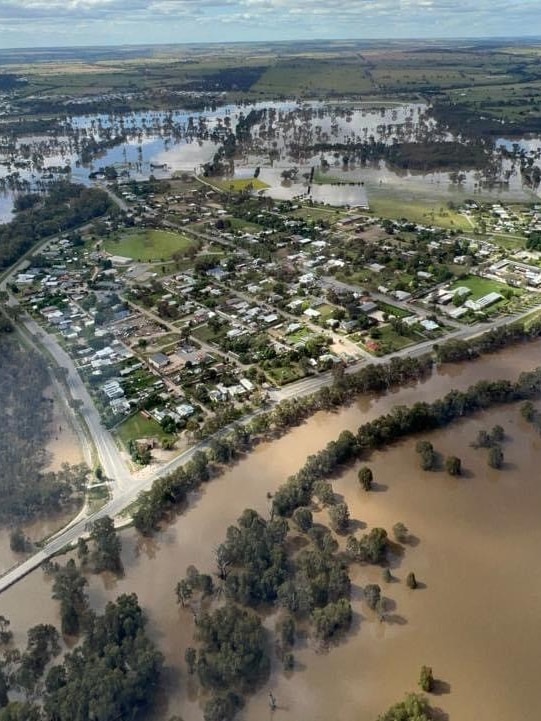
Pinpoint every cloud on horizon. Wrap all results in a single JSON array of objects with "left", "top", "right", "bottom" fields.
[{"left": 0, "top": 0, "right": 539, "bottom": 47}]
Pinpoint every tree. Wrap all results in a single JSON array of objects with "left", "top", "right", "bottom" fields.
[
  {"left": 9, "top": 528, "right": 30, "bottom": 553},
  {"left": 278, "top": 616, "right": 296, "bottom": 649},
  {"left": 51, "top": 559, "right": 88, "bottom": 636},
  {"left": 406, "top": 572, "right": 418, "bottom": 589},
  {"left": 0, "top": 702, "right": 42, "bottom": 721},
  {"left": 521, "top": 401, "right": 535, "bottom": 421},
  {"left": 364, "top": 584, "right": 381, "bottom": 610},
  {"left": 490, "top": 424, "right": 504, "bottom": 443},
  {"left": 76, "top": 537, "right": 88, "bottom": 563},
  {"left": 329, "top": 502, "right": 350, "bottom": 533},
  {"left": 416, "top": 440, "right": 435, "bottom": 470},
  {"left": 185, "top": 647, "right": 197, "bottom": 675},
  {"left": 358, "top": 466, "right": 373, "bottom": 491},
  {"left": 313, "top": 481, "right": 335, "bottom": 506},
  {"left": 488, "top": 445, "right": 504, "bottom": 469},
  {"left": 476, "top": 429, "right": 491, "bottom": 448},
  {"left": 0, "top": 616, "right": 12, "bottom": 645},
  {"left": 392, "top": 522, "right": 409, "bottom": 544},
  {"left": 0, "top": 668, "right": 8, "bottom": 709},
  {"left": 292, "top": 507, "right": 313, "bottom": 533},
  {"left": 89, "top": 515, "right": 122, "bottom": 573},
  {"left": 419, "top": 665, "right": 434, "bottom": 692},
  {"left": 445, "top": 455, "right": 462, "bottom": 476}
]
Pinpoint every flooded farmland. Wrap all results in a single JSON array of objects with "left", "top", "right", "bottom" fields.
[
  {"left": 3, "top": 341, "right": 541, "bottom": 720},
  {"left": 1, "top": 100, "right": 540, "bottom": 220}
]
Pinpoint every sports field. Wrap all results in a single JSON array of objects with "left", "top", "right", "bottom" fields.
[{"left": 104, "top": 229, "right": 196, "bottom": 261}]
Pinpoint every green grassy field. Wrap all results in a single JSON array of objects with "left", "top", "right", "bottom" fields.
[
  {"left": 116, "top": 413, "right": 170, "bottom": 446},
  {"left": 104, "top": 229, "right": 196, "bottom": 261},
  {"left": 205, "top": 178, "right": 269, "bottom": 193},
  {"left": 367, "top": 194, "right": 473, "bottom": 231},
  {"left": 449, "top": 275, "right": 515, "bottom": 300},
  {"left": 253, "top": 57, "right": 375, "bottom": 97}
]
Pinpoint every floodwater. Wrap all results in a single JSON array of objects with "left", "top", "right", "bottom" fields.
[
  {"left": 2, "top": 341, "right": 541, "bottom": 719},
  {"left": 1, "top": 100, "right": 540, "bottom": 222}
]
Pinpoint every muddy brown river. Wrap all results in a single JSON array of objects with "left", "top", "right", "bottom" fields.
[{"left": 2, "top": 341, "right": 541, "bottom": 720}]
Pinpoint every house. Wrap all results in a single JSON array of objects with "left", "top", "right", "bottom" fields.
[
  {"left": 239, "top": 378, "right": 255, "bottom": 392},
  {"left": 304, "top": 308, "right": 320, "bottom": 319},
  {"left": 149, "top": 352, "right": 170, "bottom": 370},
  {"left": 175, "top": 403, "right": 195, "bottom": 418},
  {"left": 340, "top": 319, "right": 358, "bottom": 332},
  {"left": 360, "top": 301, "right": 377, "bottom": 314}
]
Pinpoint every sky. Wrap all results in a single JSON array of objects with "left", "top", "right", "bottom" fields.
[{"left": 0, "top": 0, "right": 539, "bottom": 49}]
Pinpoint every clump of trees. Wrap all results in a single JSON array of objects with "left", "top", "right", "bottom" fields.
[
  {"left": 0, "top": 594, "right": 163, "bottom": 720},
  {"left": 88, "top": 515, "right": 122, "bottom": 574},
  {"left": 377, "top": 693, "right": 432, "bottom": 721},
  {"left": 133, "top": 450, "right": 210, "bottom": 534},
  {"left": 216, "top": 509, "right": 289, "bottom": 607},
  {"left": 474, "top": 425, "right": 505, "bottom": 448},
  {"left": 0, "top": 182, "right": 113, "bottom": 272},
  {"left": 50, "top": 559, "right": 89, "bottom": 636},
  {"left": 346, "top": 527, "right": 388, "bottom": 564},
  {"left": 435, "top": 318, "right": 541, "bottom": 364},
  {"left": 193, "top": 603, "right": 268, "bottom": 721}
]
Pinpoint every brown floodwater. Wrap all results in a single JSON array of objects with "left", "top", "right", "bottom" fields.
[{"left": 2, "top": 341, "right": 541, "bottom": 719}]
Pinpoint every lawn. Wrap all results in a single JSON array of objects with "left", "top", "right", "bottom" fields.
[
  {"left": 363, "top": 325, "right": 417, "bottom": 356},
  {"left": 265, "top": 363, "right": 307, "bottom": 386},
  {"left": 286, "top": 327, "right": 314, "bottom": 344},
  {"left": 103, "top": 229, "right": 196, "bottom": 262},
  {"left": 116, "top": 412, "right": 169, "bottom": 446},
  {"left": 449, "top": 275, "right": 515, "bottom": 300},
  {"left": 192, "top": 323, "right": 229, "bottom": 344}
]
